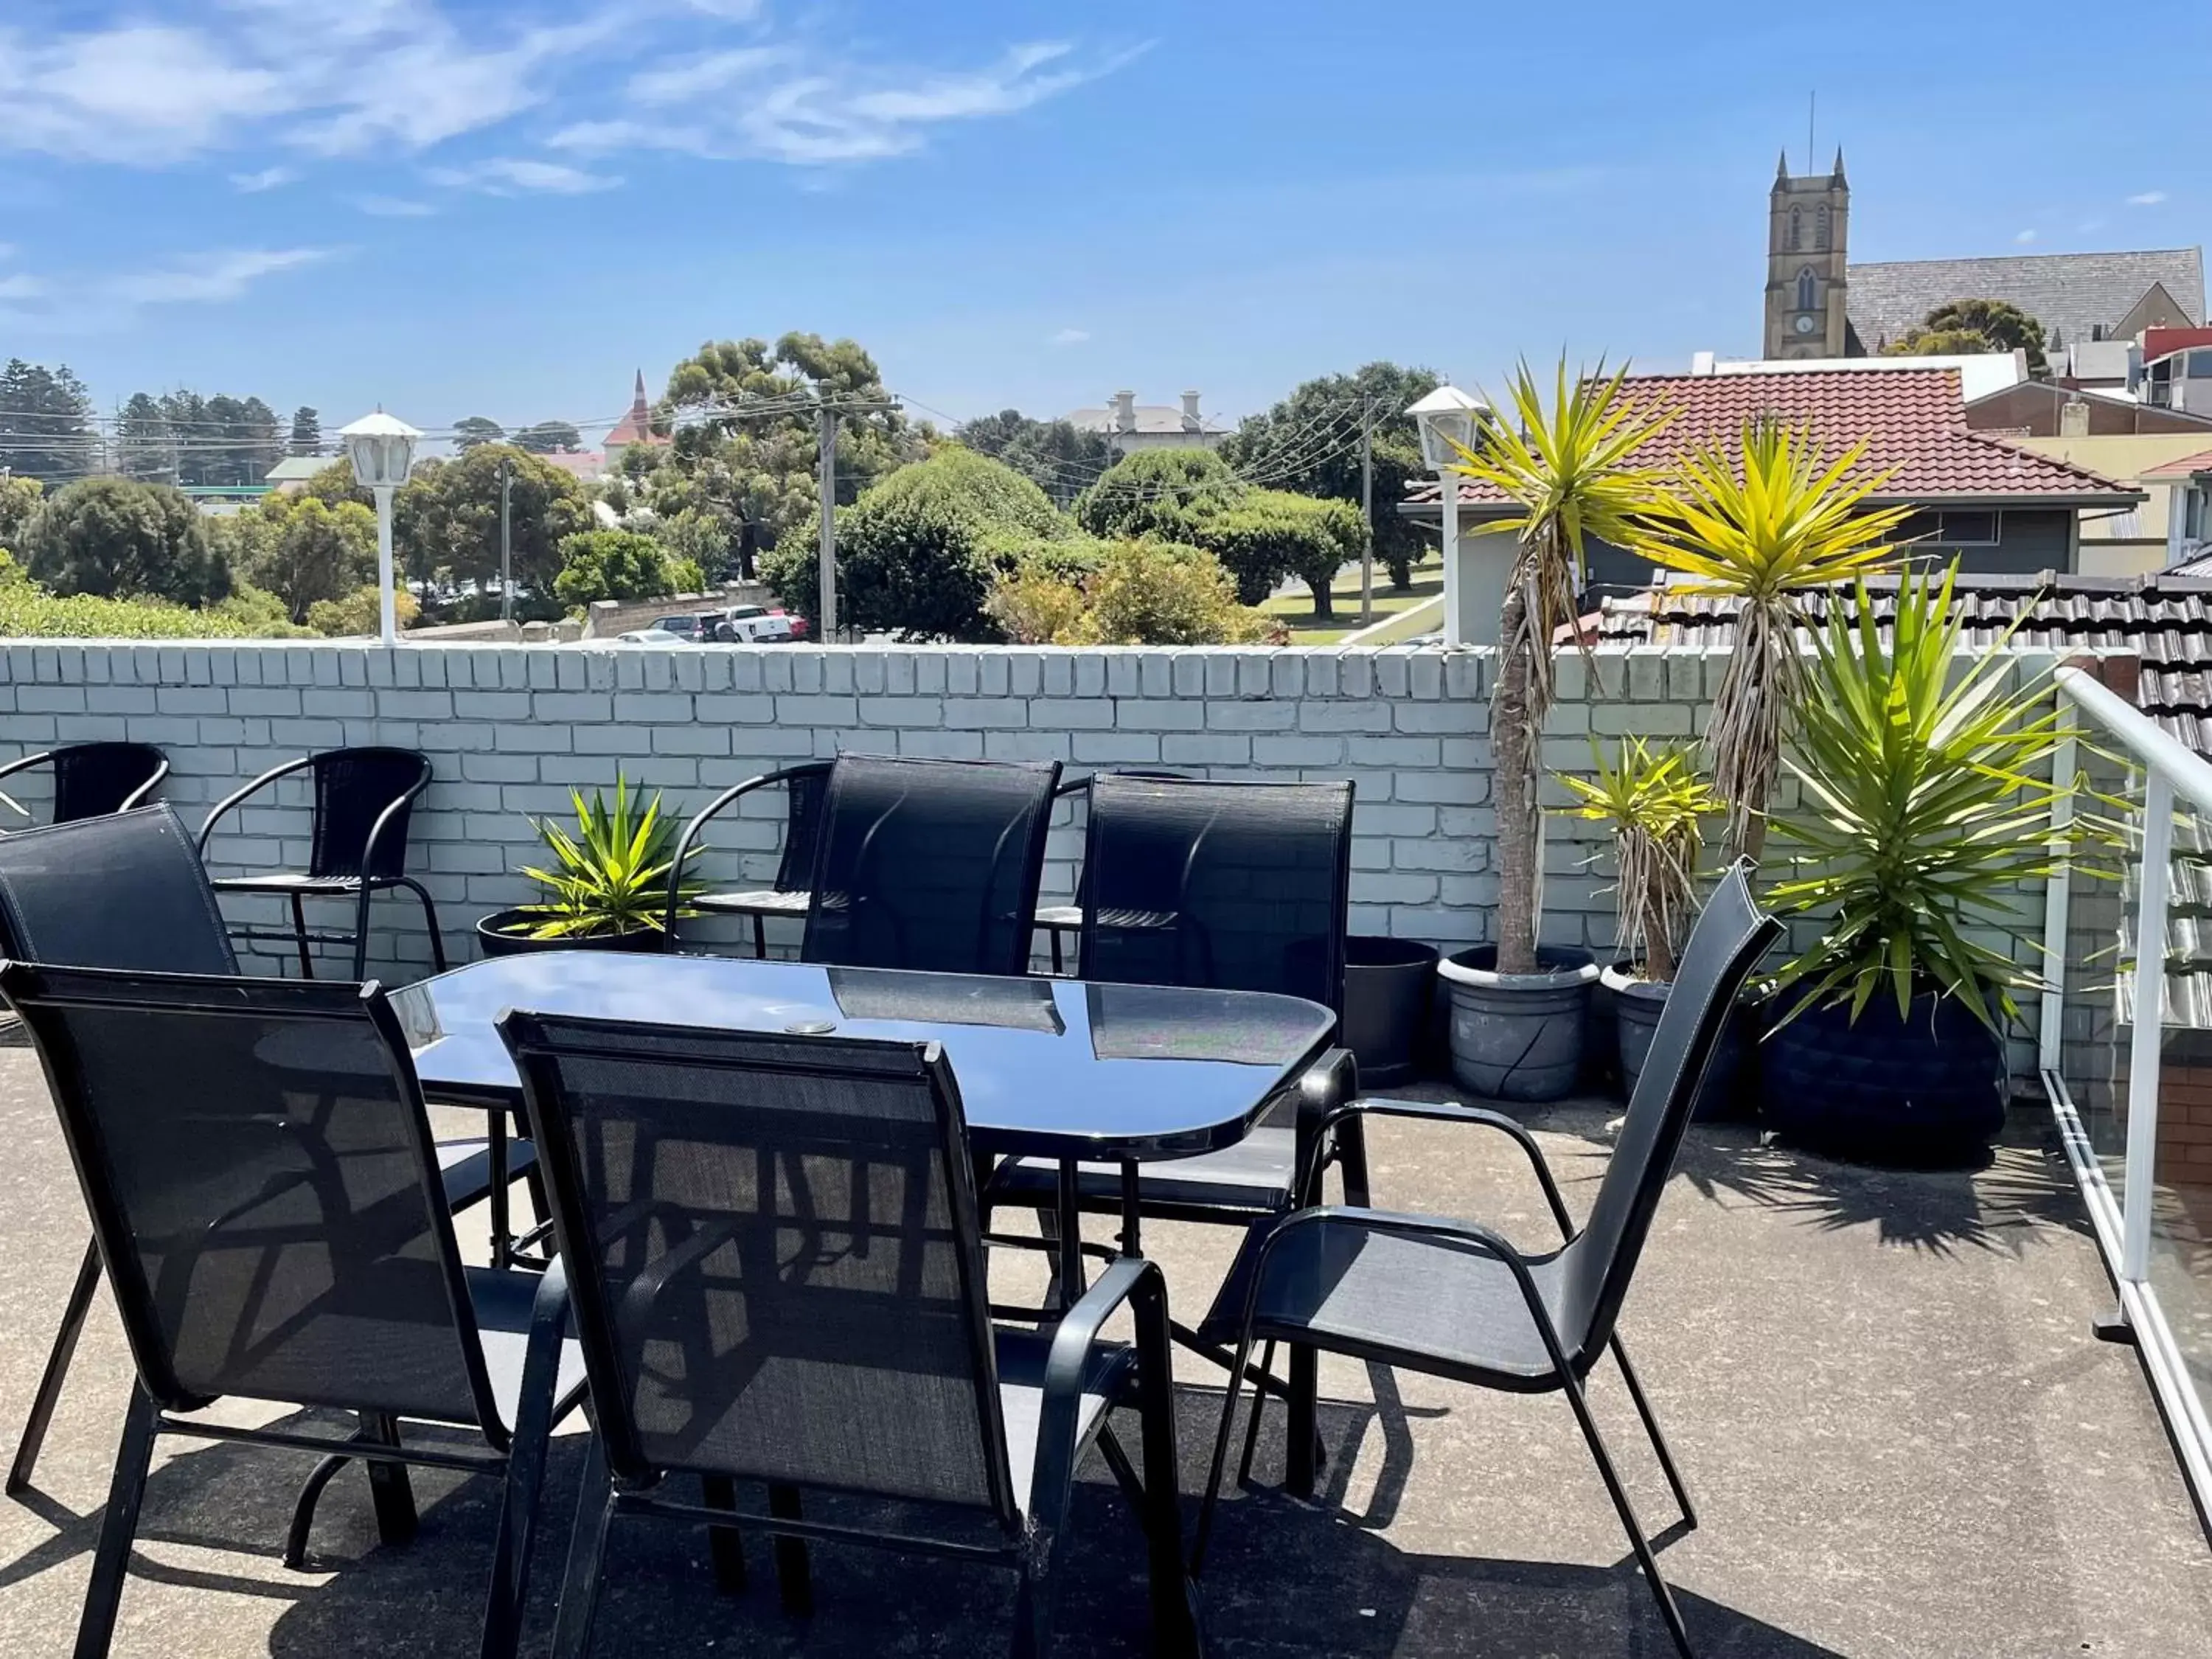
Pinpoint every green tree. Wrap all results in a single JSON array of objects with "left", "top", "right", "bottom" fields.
[
  {"left": 0, "top": 476, "right": 44, "bottom": 550},
  {"left": 1073, "top": 448, "right": 1242, "bottom": 542},
  {"left": 762, "top": 447, "right": 1069, "bottom": 641},
  {"left": 1202, "top": 489, "right": 1368, "bottom": 613},
  {"left": 306, "top": 583, "right": 420, "bottom": 637},
  {"left": 954, "top": 411, "right": 1114, "bottom": 507},
  {"left": 217, "top": 493, "right": 379, "bottom": 622},
  {"left": 398, "top": 444, "right": 591, "bottom": 600},
  {"left": 288, "top": 406, "right": 323, "bottom": 456},
  {"left": 1219, "top": 361, "right": 1441, "bottom": 588},
  {"left": 1882, "top": 298, "right": 2048, "bottom": 374},
  {"left": 0, "top": 360, "right": 97, "bottom": 484},
  {"left": 554, "top": 529, "right": 682, "bottom": 606},
  {"left": 452, "top": 416, "right": 505, "bottom": 451},
  {"left": 23, "top": 476, "right": 232, "bottom": 606},
  {"left": 116, "top": 393, "right": 175, "bottom": 482},
  {"left": 515, "top": 420, "right": 582, "bottom": 453}
]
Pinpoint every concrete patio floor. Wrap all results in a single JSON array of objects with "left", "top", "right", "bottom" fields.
[{"left": 0, "top": 1043, "right": 2208, "bottom": 1658}]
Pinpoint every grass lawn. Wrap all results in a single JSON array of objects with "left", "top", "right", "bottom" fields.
[{"left": 1262, "top": 555, "right": 1443, "bottom": 645}]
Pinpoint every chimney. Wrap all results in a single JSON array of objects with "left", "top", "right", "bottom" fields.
[
  {"left": 1181, "top": 390, "right": 1203, "bottom": 432},
  {"left": 2059, "top": 397, "right": 2092, "bottom": 438},
  {"left": 1113, "top": 390, "right": 1136, "bottom": 434}
]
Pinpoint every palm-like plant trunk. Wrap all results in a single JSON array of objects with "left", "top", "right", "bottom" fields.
[{"left": 1491, "top": 577, "right": 1541, "bottom": 975}]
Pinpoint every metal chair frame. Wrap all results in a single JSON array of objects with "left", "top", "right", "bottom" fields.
[
  {"left": 196, "top": 748, "right": 447, "bottom": 980},
  {"left": 661, "top": 761, "right": 832, "bottom": 955},
  {"left": 0, "top": 743, "right": 168, "bottom": 827},
  {"left": 1032, "top": 770, "right": 1192, "bottom": 975}
]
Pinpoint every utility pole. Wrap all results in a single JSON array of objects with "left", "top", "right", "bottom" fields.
[
  {"left": 498, "top": 456, "right": 513, "bottom": 622},
  {"left": 1358, "top": 399, "right": 1376, "bottom": 627},
  {"left": 816, "top": 393, "right": 839, "bottom": 641}
]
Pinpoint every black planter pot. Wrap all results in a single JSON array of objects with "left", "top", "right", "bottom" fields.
[
  {"left": 1342, "top": 936, "right": 1439, "bottom": 1088},
  {"left": 1436, "top": 945, "right": 1599, "bottom": 1103},
  {"left": 474, "top": 908, "right": 668, "bottom": 959},
  {"left": 1759, "top": 990, "right": 2006, "bottom": 1164},
  {"left": 1601, "top": 964, "right": 1749, "bottom": 1121}
]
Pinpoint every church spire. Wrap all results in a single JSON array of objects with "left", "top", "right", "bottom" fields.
[
  {"left": 1776, "top": 147, "right": 1791, "bottom": 183},
  {"left": 1832, "top": 147, "right": 1848, "bottom": 184}
]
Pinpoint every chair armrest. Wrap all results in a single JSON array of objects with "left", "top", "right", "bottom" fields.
[
  {"left": 1315, "top": 1098, "right": 1577, "bottom": 1244},
  {"left": 664, "top": 768, "right": 801, "bottom": 934},
  {"left": 120, "top": 757, "right": 169, "bottom": 812},
  {"left": 1290, "top": 1047, "right": 1359, "bottom": 1206},
  {"left": 1028, "top": 1256, "right": 1169, "bottom": 1530},
  {"left": 356, "top": 776, "right": 425, "bottom": 885},
  {"left": 197, "top": 755, "right": 313, "bottom": 858},
  {"left": 0, "top": 751, "right": 52, "bottom": 823},
  {"left": 616, "top": 1218, "right": 741, "bottom": 1332}
]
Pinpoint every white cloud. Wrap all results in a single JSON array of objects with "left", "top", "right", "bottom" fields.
[
  {"left": 351, "top": 194, "right": 438, "bottom": 218},
  {"left": 2128, "top": 190, "right": 2168, "bottom": 206},
  {"left": 427, "top": 157, "right": 620, "bottom": 195},
  {"left": 2014, "top": 229, "right": 2037, "bottom": 245},
  {"left": 231, "top": 165, "right": 298, "bottom": 192},
  {"left": 0, "top": 274, "right": 46, "bottom": 302},
  {"left": 1050, "top": 327, "right": 1091, "bottom": 347},
  {"left": 106, "top": 247, "right": 330, "bottom": 306}
]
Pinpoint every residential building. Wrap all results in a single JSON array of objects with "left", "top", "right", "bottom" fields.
[
  {"left": 2146, "top": 446, "right": 2212, "bottom": 568},
  {"left": 1401, "top": 366, "right": 2143, "bottom": 633},
  {"left": 262, "top": 456, "right": 327, "bottom": 495},
  {"left": 1694, "top": 346, "right": 2028, "bottom": 402},
  {"left": 2143, "top": 341, "right": 2212, "bottom": 418},
  {"left": 1062, "top": 389, "right": 1227, "bottom": 455}
]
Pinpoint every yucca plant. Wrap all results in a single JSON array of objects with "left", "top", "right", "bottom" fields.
[
  {"left": 1632, "top": 420, "right": 1910, "bottom": 863},
  {"left": 1557, "top": 737, "right": 1723, "bottom": 984},
  {"left": 503, "top": 773, "right": 702, "bottom": 941},
  {"left": 1447, "top": 358, "right": 1671, "bottom": 974},
  {"left": 1767, "top": 563, "right": 2080, "bottom": 1033}
]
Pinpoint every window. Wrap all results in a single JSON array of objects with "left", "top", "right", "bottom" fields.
[
  {"left": 1898, "top": 509, "right": 2002, "bottom": 547},
  {"left": 1815, "top": 203, "right": 1831, "bottom": 249},
  {"left": 2187, "top": 488, "right": 2209, "bottom": 544},
  {"left": 1788, "top": 206, "right": 1803, "bottom": 251},
  {"left": 1796, "top": 265, "right": 1818, "bottom": 312},
  {"left": 2188, "top": 350, "right": 2212, "bottom": 380}
]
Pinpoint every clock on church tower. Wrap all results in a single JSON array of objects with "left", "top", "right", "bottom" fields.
[{"left": 1763, "top": 149, "right": 1850, "bottom": 359}]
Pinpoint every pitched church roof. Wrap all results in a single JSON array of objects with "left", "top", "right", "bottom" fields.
[
  {"left": 1846, "top": 248, "right": 2205, "bottom": 352},
  {"left": 605, "top": 370, "right": 663, "bottom": 448}
]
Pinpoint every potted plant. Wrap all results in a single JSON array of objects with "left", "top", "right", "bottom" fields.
[
  {"left": 1557, "top": 736, "right": 1742, "bottom": 1115},
  {"left": 1759, "top": 564, "right": 2084, "bottom": 1163},
  {"left": 476, "top": 773, "right": 701, "bottom": 957},
  {"left": 1433, "top": 358, "right": 1669, "bottom": 1102}
]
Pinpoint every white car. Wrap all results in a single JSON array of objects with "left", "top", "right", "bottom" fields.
[{"left": 613, "top": 630, "right": 701, "bottom": 647}]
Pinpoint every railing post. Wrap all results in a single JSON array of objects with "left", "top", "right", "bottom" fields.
[
  {"left": 2123, "top": 772, "right": 2172, "bottom": 1287},
  {"left": 2038, "top": 723, "right": 2078, "bottom": 1075}
]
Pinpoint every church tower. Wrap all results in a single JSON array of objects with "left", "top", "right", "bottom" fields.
[{"left": 1762, "top": 149, "right": 1851, "bottom": 359}]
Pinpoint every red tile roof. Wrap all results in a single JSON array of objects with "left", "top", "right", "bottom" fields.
[
  {"left": 1403, "top": 368, "right": 2139, "bottom": 509},
  {"left": 2144, "top": 446, "right": 2212, "bottom": 480}
]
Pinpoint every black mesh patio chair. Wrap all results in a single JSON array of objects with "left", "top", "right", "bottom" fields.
[
  {"left": 0, "top": 962, "right": 588, "bottom": 1659},
  {"left": 989, "top": 775, "right": 1364, "bottom": 1234},
  {"left": 1032, "top": 769, "right": 1191, "bottom": 975},
  {"left": 497, "top": 1012, "right": 1200, "bottom": 1659},
  {"left": 800, "top": 754, "right": 1061, "bottom": 978},
  {"left": 0, "top": 742, "right": 167, "bottom": 828},
  {"left": 196, "top": 745, "right": 446, "bottom": 981},
  {"left": 661, "top": 760, "right": 830, "bottom": 956},
  {"left": 1191, "top": 860, "right": 1780, "bottom": 1659},
  {"left": 0, "top": 805, "right": 538, "bottom": 1499}
]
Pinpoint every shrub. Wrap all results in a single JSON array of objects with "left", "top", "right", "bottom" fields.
[
  {"left": 23, "top": 476, "right": 232, "bottom": 606},
  {"left": 987, "top": 562, "right": 1092, "bottom": 644},
  {"left": 0, "top": 577, "right": 308, "bottom": 639},
  {"left": 1072, "top": 449, "right": 1242, "bottom": 543},
  {"left": 554, "top": 529, "right": 682, "bottom": 607},
  {"left": 987, "top": 540, "right": 1271, "bottom": 645},
  {"left": 305, "top": 584, "right": 422, "bottom": 637}
]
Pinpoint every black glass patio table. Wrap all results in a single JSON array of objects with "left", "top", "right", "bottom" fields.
[{"left": 391, "top": 951, "right": 1338, "bottom": 1283}]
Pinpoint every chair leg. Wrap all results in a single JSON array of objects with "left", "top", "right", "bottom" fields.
[
  {"left": 283, "top": 1451, "right": 355, "bottom": 1570},
  {"left": 73, "top": 1386, "right": 156, "bottom": 1659},
  {"left": 400, "top": 878, "right": 449, "bottom": 973},
  {"left": 359, "top": 1411, "right": 418, "bottom": 1548},
  {"left": 551, "top": 1436, "right": 614, "bottom": 1659},
  {"left": 1610, "top": 1335, "right": 1697, "bottom": 1531},
  {"left": 699, "top": 1475, "right": 746, "bottom": 1595},
  {"left": 768, "top": 1483, "right": 811, "bottom": 1616},
  {"left": 288, "top": 892, "right": 316, "bottom": 978},
  {"left": 751, "top": 914, "right": 767, "bottom": 960},
  {"left": 1193, "top": 1321, "right": 1261, "bottom": 1575},
  {"left": 1237, "top": 1338, "right": 1277, "bottom": 1489},
  {"left": 1284, "top": 1345, "right": 1319, "bottom": 1499},
  {"left": 1559, "top": 1364, "right": 1697, "bottom": 1659},
  {"left": 351, "top": 881, "right": 375, "bottom": 982},
  {"left": 7, "top": 1237, "right": 100, "bottom": 1497},
  {"left": 479, "top": 1304, "right": 568, "bottom": 1659},
  {"left": 1131, "top": 1295, "right": 1203, "bottom": 1658}
]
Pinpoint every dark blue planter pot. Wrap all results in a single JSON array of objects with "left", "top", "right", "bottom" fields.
[{"left": 1759, "top": 990, "right": 2005, "bottom": 1165}]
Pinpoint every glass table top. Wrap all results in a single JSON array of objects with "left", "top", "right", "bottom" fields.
[{"left": 390, "top": 953, "right": 1338, "bottom": 1158}]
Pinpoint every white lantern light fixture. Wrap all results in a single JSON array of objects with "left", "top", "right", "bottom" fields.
[
  {"left": 1406, "top": 385, "right": 1489, "bottom": 649},
  {"left": 338, "top": 408, "right": 422, "bottom": 645}
]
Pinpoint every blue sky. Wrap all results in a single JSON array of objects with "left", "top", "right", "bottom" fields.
[{"left": 1, "top": 0, "right": 2207, "bottom": 448}]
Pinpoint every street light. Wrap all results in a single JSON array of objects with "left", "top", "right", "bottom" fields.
[
  {"left": 339, "top": 408, "right": 421, "bottom": 646},
  {"left": 1407, "top": 385, "right": 1487, "bottom": 649}
]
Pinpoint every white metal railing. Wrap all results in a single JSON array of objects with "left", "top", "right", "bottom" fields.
[{"left": 2045, "top": 665, "right": 2212, "bottom": 1529}]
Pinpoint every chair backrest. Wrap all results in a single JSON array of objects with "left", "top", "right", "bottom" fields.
[
  {"left": 0, "top": 804, "right": 239, "bottom": 974},
  {"left": 772, "top": 762, "right": 832, "bottom": 894},
  {"left": 1077, "top": 774, "right": 1354, "bottom": 1015},
  {"left": 308, "top": 747, "right": 431, "bottom": 882},
  {"left": 1557, "top": 860, "right": 1780, "bottom": 1356},
  {"left": 801, "top": 755, "right": 1060, "bottom": 977},
  {"left": 50, "top": 742, "right": 168, "bottom": 823},
  {"left": 0, "top": 962, "right": 498, "bottom": 1429},
  {"left": 1056, "top": 769, "right": 1190, "bottom": 912},
  {"left": 498, "top": 1012, "right": 1019, "bottom": 1523}
]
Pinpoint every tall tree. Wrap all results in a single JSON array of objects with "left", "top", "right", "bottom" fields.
[
  {"left": 1218, "top": 361, "right": 1441, "bottom": 588},
  {"left": 397, "top": 444, "right": 591, "bottom": 599},
  {"left": 23, "top": 476, "right": 232, "bottom": 605},
  {"left": 116, "top": 393, "right": 175, "bottom": 482},
  {"left": 0, "top": 360, "right": 97, "bottom": 485},
  {"left": 288, "top": 406, "right": 324, "bottom": 456},
  {"left": 1882, "top": 299, "right": 2048, "bottom": 375},
  {"left": 0, "top": 476, "right": 42, "bottom": 549},
  {"left": 211, "top": 493, "right": 378, "bottom": 621},
  {"left": 955, "top": 410, "right": 1114, "bottom": 507},
  {"left": 452, "top": 416, "right": 505, "bottom": 451},
  {"left": 514, "top": 420, "right": 582, "bottom": 453}
]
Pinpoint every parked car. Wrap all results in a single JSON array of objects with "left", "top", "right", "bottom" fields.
[
  {"left": 613, "top": 630, "right": 701, "bottom": 647},
  {"left": 646, "top": 613, "right": 715, "bottom": 642}
]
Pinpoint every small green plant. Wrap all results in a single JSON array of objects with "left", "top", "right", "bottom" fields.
[
  {"left": 1767, "top": 563, "right": 2084, "bottom": 1032},
  {"left": 1557, "top": 737, "right": 1722, "bottom": 983},
  {"left": 504, "top": 774, "right": 701, "bottom": 941}
]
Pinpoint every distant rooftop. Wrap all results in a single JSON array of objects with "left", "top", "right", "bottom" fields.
[
  {"left": 1847, "top": 247, "right": 2205, "bottom": 352},
  {"left": 1691, "top": 348, "right": 2028, "bottom": 403}
]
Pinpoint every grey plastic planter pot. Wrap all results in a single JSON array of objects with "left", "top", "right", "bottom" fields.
[
  {"left": 1601, "top": 963, "right": 1747, "bottom": 1120},
  {"left": 1437, "top": 945, "right": 1599, "bottom": 1102},
  {"left": 1342, "top": 936, "right": 1439, "bottom": 1088}
]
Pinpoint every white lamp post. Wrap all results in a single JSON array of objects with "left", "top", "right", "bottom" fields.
[
  {"left": 339, "top": 408, "right": 421, "bottom": 646},
  {"left": 1407, "top": 386, "right": 1486, "bottom": 648}
]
